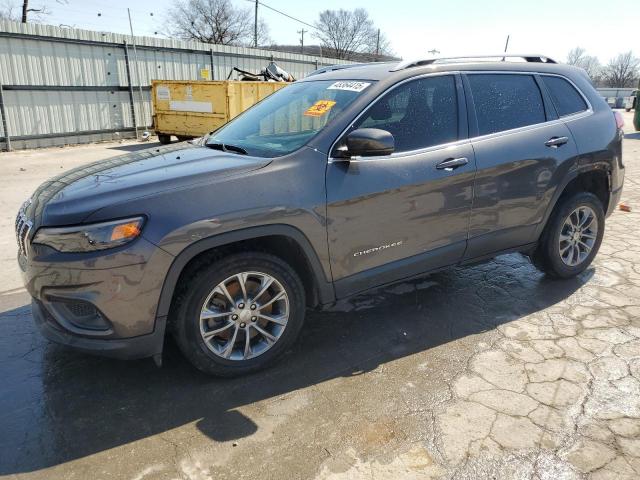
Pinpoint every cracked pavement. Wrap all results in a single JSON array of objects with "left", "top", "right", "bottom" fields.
[{"left": 1, "top": 112, "right": 639, "bottom": 479}]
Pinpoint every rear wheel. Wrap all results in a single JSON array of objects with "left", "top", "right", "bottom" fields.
[
  {"left": 158, "top": 134, "right": 171, "bottom": 145},
  {"left": 532, "top": 192, "right": 605, "bottom": 278},
  {"left": 172, "top": 253, "right": 306, "bottom": 376}
]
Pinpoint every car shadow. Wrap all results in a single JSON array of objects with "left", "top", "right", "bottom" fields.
[{"left": 0, "top": 254, "right": 592, "bottom": 474}]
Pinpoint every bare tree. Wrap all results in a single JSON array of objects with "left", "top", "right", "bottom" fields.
[
  {"left": 314, "top": 9, "right": 391, "bottom": 60},
  {"left": 566, "top": 47, "right": 602, "bottom": 84},
  {"left": 367, "top": 29, "right": 393, "bottom": 58},
  {"left": 602, "top": 51, "right": 640, "bottom": 87},
  {"left": 166, "top": 0, "right": 270, "bottom": 46},
  {"left": 566, "top": 47, "right": 586, "bottom": 65},
  {"left": 0, "top": 0, "right": 48, "bottom": 22},
  {"left": 580, "top": 56, "right": 603, "bottom": 84},
  {"left": 0, "top": 0, "right": 18, "bottom": 20}
]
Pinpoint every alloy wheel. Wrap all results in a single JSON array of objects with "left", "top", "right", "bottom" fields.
[
  {"left": 199, "top": 271, "right": 290, "bottom": 361},
  {"left": 558, "top": 206, "right": 598, "bottom": 267}
]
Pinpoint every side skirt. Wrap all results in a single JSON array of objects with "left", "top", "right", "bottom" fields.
[{"left": 319, "top": 242, "right": 538, "bottom": 309}]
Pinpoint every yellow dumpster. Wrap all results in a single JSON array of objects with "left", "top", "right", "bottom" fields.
[{"left": 151, "top": 80, "right": 288, "bottom": 144}]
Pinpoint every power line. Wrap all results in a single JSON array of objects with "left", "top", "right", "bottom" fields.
[{"left": 250, "top": 0, "right": 317, "bottom": 31}]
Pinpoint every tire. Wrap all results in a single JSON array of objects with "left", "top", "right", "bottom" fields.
[
  {"left": 158, "top": 134, "right": 171, "bottom": 145},
  {"left": 532, "top": 192, "right": 605, "bottom": 278},
  {"left": 171, "top": 252, "right": 306, "bottom": 377}
]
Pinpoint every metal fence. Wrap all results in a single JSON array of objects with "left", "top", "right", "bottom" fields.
[
  {"left": 0, "top": 19, "right": 351, "bottom": 150},
  {"left": 596, "top": 88, "right": 636, "bottom": 109}
]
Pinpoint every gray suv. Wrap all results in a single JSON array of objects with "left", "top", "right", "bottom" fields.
[{"left": 16, "top": 55, "right": 625, "bottom": 376}]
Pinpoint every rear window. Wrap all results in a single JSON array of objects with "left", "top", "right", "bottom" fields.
[
  {"left": 542, "top": 76, "right": 588, "bottom": 117},
  {"left": 468, "top": 74, "right": 546, "bottom": 136}
]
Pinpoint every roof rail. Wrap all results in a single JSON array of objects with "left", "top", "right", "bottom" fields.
[
  {"left": 306, "top": 63, "right": 372, "bottom": 77},
  {"left": 390, "top": 54, "right": 557, "bottom": 71}
]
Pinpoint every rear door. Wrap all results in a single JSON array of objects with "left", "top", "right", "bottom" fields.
[
  {"left": 463, "top": 72, "right": 579, "bottom": 259},
  {"left": 326, "top": 74, "right": 476, "bottom": 297}
]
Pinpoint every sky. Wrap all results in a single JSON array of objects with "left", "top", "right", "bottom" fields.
[{"left": 10, "top": 0, "right": 638, "bottom": 63}]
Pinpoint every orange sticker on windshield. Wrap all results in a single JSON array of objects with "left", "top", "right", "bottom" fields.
[{"left": 304, "top": 100, "right": 336, "bottom": 117}]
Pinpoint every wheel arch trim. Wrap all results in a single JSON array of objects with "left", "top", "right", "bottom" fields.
[
  {"left": 535, "top": 163, "right": 611, "bottom": 239},
  {"left": 155, "top": 224, "right": 335, "bottom": 319}
]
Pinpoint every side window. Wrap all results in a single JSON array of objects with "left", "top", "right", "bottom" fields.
[
  {"left": 468, "top": 74, "right": 546, "bottom": 136},
  {"left": 542, "top": 76, "right": 588, "bottom": 117},
  {"left": 355, "top": 75, "right": 458, "bottom": 152}
]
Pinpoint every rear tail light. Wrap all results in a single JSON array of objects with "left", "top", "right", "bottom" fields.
[{"left": 613, "top": 110, "right": 625, "bottom": 129}]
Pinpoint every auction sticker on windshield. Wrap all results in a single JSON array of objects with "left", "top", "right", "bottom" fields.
[
  {"left": 327, "top": 81, "right": 371, "bottom": 92},
  {"left": 304, "top": 100, "right": 337, "bottom": 117}
]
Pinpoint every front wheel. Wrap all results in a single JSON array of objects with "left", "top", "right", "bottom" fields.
[
  {"left": 531, "top": 192, "right": 605, "bottom": 278},
  {"left": 172, "top": 253, "right": 306, "bottom": 376}
]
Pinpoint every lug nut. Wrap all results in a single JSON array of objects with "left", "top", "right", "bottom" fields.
[
  {"left": 250, "top": 304, "right": 256, "bottom": 310},
  {"left": 238, "top": 303, "right": 245, "bottom": 309},
  {"left": 251, "top": 316, "right": 257, "bottom": 322},
  {"left": 240, "top": 322, "right": 246, "bottom": 328},
  {"left": 232, "top": 314, "right": 238, "bottom": 320}
]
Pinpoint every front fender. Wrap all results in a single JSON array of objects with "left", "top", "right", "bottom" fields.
[{"left": 155, "top": 224, "right": 335, "bottom": 319}]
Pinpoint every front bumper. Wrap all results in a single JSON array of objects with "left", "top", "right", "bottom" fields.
[
  {"left": 19, "top": 236, "right": 174, "bottom": 359},
  {"left": 32, "top": 299, "right": 166, "bottom": 360}
]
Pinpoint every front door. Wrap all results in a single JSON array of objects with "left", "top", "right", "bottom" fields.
[{"left": 326, "top": 74, "right": 476, "bottom": 298}]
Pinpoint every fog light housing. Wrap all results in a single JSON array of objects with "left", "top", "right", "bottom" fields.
[{"left": 47, "top": 298, "right": 111, "bottom": 332}]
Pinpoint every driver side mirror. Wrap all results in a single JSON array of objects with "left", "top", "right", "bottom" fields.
[{"left": 335, "top": 128, "right": 395, "bottom": 159}]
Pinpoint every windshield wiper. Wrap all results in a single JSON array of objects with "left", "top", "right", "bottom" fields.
[{"left": 206, "top": 142, "right": 248, "bottom": 155}]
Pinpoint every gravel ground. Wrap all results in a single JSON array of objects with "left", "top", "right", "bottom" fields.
[{"left": 0, "top": 113, "right": 639, "bottom": 480}]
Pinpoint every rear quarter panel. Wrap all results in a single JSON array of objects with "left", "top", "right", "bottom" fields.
[{"left": 562, "top": 71, "right": 624, "bottom": 193}]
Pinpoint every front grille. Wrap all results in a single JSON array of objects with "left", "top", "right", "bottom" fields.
[{"left": 15, "top": 199, "right": 33, "bottom": 258}]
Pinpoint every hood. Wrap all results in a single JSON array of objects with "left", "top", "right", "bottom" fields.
[{"left": 25, "top": 143, "right": 270, "bottom": 228}]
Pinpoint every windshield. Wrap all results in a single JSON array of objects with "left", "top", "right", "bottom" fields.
[{"left": 206, "top": 80, "right": 374, "bottom": 157}]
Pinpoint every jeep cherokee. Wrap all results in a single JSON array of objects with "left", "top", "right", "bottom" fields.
[{"left": 16, "top": 54, "right": 625, "bottom": 376}]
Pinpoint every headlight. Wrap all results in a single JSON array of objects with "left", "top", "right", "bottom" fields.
[{"left": 33, "top": 217, "right": 145, "bottom": 252}]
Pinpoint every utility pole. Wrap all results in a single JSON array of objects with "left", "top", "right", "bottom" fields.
[
  {"left": 634, "top": 78, "right": 640, "bottom": 132},
  {"left": 375, "top": 28, "right": 380, "bottom": 57},
  {"left": 254, "top": 0, "right": 258, "bottom": 48},
  {"left": 128, "top": 8, "right": 146, "bottom": 136},
  {"left": 21, "top": 0, "right": 45, "bottom": 23},
  {"left": 297, "top": 28, "right": 306, "bottom": 54}
]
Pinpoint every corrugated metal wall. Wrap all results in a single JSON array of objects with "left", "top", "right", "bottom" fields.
[
  {"left": 596, "top": 88, "right": 635, "bottom": 109},
  {"left": 0, "top": 19, "right": 351, "bottom": 150}
]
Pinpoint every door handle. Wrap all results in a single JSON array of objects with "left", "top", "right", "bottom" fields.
[
  {"left": 545, "top": 136, "right": 569, "bottom": 148},
  {"left": 436, "top": 157, "right": 468, "bottom": 171}
]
